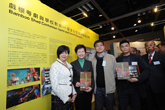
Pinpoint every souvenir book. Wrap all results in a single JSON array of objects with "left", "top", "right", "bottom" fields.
[
  {"left": 116, "top": 62, "right": 130, "bottom": 79},
  {"left": 129, "top": 65, "right": 140, "bottom": 78},
  {"left": 80, "top": 72, "right": 91, "bottom": 91}
]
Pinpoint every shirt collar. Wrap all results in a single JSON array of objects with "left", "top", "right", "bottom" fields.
[
  {"left": 97, "top": 51, "right": 106, "bottom": 57},
  {"left": 148, "top": 51, "right": 155, "bottom": 57}
]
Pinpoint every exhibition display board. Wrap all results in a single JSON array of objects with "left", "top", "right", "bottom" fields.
[{"left": 0, "top": 0, "right": 99, "bottom": 110}]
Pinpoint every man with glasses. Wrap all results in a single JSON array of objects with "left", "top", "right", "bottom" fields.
[{"left": 91, "top": 40, "right": 116, "bottom": 110}]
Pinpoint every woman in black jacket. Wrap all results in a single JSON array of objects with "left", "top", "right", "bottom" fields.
[{"left": 71, "top": 44, "right": 94, "bottom": 110}]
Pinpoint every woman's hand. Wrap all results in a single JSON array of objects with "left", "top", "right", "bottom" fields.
[
  {"left": 84, "top": 87, "right": 92, "bottom": 92},
  {"left": 127, "top": 78, "right": 138, "bottom": 82},
  {"left": 71, "top": 94, "right": 77, "bottom": 102},
  {"left": 76, "top": 82, "right": 81, "bottom": 87},
  {"left": 115, "top": 67, "right": 118, "bottom": 72},
  {"left": 67, "top": 97, "right": 73, "bottom": 102}
]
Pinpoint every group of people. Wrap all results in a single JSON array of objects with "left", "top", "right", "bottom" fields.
[
  {"left": 49, "top": 40, "right": 165, "bottom": 110},
  {"left": 130, "top": 42, "right": 165, "bottom": 55}
]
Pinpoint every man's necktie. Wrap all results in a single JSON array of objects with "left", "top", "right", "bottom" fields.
[{"left": 149, "top": 54, "right": 152, "bottom": 64}]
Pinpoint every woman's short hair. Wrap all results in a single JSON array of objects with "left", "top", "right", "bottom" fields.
[
  {"left": 57, "top": 45, "right": 70, "bottom": 58},
  {"left": 75, "top": 44, "right": 86, "bottom": 53}
]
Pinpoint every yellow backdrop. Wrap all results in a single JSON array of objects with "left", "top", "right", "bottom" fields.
[{"left": 0, "top": 0, "right": 99, "bottom": 110}]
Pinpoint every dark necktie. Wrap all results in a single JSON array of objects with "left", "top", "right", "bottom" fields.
[{"left": 149, "top": 54, "right": 152, "bottom": 64}]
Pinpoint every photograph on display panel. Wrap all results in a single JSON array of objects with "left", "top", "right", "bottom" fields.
[
  {"left": 41, "top": 67, "right": 52, "bottom": 96},
  {"left": 7, "top": 68, "right": 40, "bottom": 87},
  {"left": 6, "top": 84, "right": 40, "bottom": 109}
]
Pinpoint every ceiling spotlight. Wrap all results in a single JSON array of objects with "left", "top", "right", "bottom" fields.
[
  {"left": 138, "top": 20, "right": 141, "bottom": 23},
  {"left": 142, "top": 12, "right": 146, "bottom": 15},
  {"left": 83, "top": 13, "right": 88, "bottom": 17},
  {"left": 111, "top": 27, "right": 114, "bottom": 30},
  {"left": 135, "top": 30, "right": 138, "bottom": 32},
  {"left": 151, "top": 22, "right": 154, "bottom": 26},
  {"left": 99, "top": 14, "right": 102, "bottom": 17},
  {"left": 154, "top": 6, "right": 158, "bottom": 12},
  {"left": 113, "top": 35, "right": 116, "bottom": 38},
  {"left": 134, "top": 24, "right": 137, "bottom": 26}
]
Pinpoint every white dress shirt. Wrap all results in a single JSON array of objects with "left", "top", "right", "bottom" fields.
[{"left": 148, "top": 51, "right": 155, "bottom": 60}]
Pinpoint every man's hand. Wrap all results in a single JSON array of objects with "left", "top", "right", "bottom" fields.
[
  {"left": 84, "top": 87, "right": 92, "bottom": 92},
  {"left": 127, "top": 78, "right": 138, "bottom": 82}
]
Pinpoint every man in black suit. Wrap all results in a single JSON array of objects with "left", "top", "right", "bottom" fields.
[
  {"left": 142, "top": 41, "right": 165, "bottom": 110},
  {"left": 116, "top": 40, "right": 151, "bottom": 110}
]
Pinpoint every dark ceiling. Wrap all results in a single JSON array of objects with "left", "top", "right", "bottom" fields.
[{"left": 40, "top": 0, "right": 165, "bottom": 41}]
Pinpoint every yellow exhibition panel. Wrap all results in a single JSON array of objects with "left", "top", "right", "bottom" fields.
[{"left": 0, "top": 0, "right": 99, "bottom": 110}]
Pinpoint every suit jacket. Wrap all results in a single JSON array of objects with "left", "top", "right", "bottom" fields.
[
  {"left": 50, "top": 59, "right": 76, "bottom": 103},
  {"left": 71, "top": 59, "right": 94, "bottom": 94},
  {"left": 116, "top": 53, "right": 151, "bottom": 98},
  {"left": 142, "top": 51, "right": 165, "bottom": 93}
]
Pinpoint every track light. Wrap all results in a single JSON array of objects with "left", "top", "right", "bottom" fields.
[
  {"left": 82, "top": 5, "right": 89, "bottom": 12},
  {"left": 151, "top": 22, "right": 154, "bottom": 26},
  {"left": 154, "top": 6, "right": 158, "bottom": 12},
  {"left": 138, "top": 20, "right": 141, "bottom": 23},
  {"left": 99, "top": 14, "right": 102, "bottom": 17},
  {"left": 86, "top": 3, "right": 94, "bottom": 10},
  {"left": 83, "top": 13, "right": 88, "bottom": 17},
  {"left": 78, "top": 7, "right": 84, "bottom": 13}
]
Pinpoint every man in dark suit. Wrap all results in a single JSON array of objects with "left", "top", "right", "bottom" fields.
[
  {"left": 142, "top": 41, "right": 165, "bottom": 110},
  {"left": 116, "top": 40, "right": 151, "bottom": 110}
]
